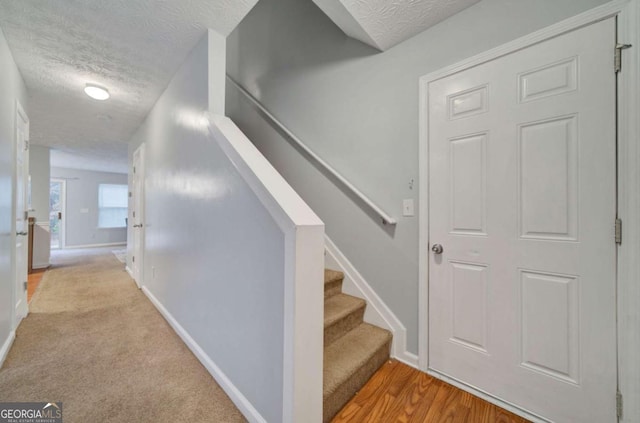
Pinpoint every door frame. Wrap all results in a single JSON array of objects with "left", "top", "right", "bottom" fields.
[
  {"left": 50, "top": 178, "right": 66, "bottom": 249},
  {"left": 418, "top": 1, "right": 639, "bottom": 421},
  {"left": 12, "top": 99, "right": 29, "bottom": 330},
  {"left": 129, "top": 143, "right": 145, "bottom": 288}
]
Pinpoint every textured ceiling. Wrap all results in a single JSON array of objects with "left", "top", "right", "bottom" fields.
[
  {"left": 0, "top": 0, "right": 258, "bottom": 172},
  {"left": 312, "top": 0, "right": 481, "bottom": 50}
]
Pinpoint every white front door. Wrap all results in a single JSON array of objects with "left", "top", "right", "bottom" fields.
[
  {"left": 427, "top": 19, "right": 617, "bottom": 422},
  {"left": 131, "top": 144, "right": 145, "bottom": 287},
  {"left": 14, "top": 102, "right": 29, "bottom": 325}
]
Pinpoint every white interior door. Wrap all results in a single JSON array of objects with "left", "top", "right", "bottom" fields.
[
  {"left": 131, "top": 144, "right": 145, "bottom": 287},
  {"left": 427, "top": 19, "right": 617, "bottom": 422},
  {"left": 14, "top": 102, "right": 29, "bottom": 325}
]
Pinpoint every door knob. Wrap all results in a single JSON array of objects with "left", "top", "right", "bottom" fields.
[{"left": 431, "top": 244, "right": 444, "bottom": 254}]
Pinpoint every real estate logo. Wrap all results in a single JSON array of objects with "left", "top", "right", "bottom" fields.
[{"left": 0, "top": 402, "right": 62, "bottom": 423}]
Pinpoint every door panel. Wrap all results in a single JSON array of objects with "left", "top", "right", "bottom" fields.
[
  {"left": 520, "top": 270, "right": 580, "bottom": 384},
  {"left": 450, "top": 133, "right": 487, "bottom": 235},
  {"left": 428, "top": 19, "right": 616, "bottom": 422},
  {"left": 519, "top": 115, "right": 578, "bottom": 240},
  {"left": 450, "top": 261, "right": 488, "bottom": 352},
  {"left": 131, "top": 144, "right": 145, "bottom": 287}
]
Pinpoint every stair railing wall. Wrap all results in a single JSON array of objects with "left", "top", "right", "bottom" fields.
[
  {"left": 226, "top": 75, "right": 397, "bottom": 226},
  {"left": 209, "top": 115, "right": 325, "bottom": 423}
]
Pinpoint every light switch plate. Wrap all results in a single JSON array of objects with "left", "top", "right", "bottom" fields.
[
  {"left": 403, "top": 199, "right": 414, "bottom": 217},
  {"left": 80, "top": 208, "right": 89, "bottom": 213}
]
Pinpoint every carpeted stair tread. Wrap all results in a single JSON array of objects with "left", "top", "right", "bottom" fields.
[
  {"left": 324, "top": 269, "right": 344, "bottom": 299},
  {"left": 323, "top": 323, "right": 392, "bottom": 422},
  {"left": 324, "top": 293, "right": 366, "bottom": 346}
]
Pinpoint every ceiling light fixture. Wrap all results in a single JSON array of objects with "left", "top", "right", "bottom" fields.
[{"left": 84, "top": 84, "right": 110, "bottom": 101}]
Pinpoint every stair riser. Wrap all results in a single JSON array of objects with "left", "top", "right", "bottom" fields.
[
  {"left": 324, "top": 306, "right": 365, "bottom": 347},
  {"left": 324, "top": 279, "right": 343, "bottom": 299},
  {"left": 323, "top": 338, "right": 391, "bottom": 423}
]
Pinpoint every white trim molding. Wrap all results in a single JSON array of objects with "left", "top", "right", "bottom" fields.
[
  {"left": 125, "top": 266, "right": 135, "bottom": 280},
  {"left": 0, "top": 331, "right": 16, "bottom": 368},
  {"left": 324, "top": 235, "right": 419, "bottom": 368},
  {"left": 142, "top": 287, "right": 267, "bottom": 423},
  {"left": 64, "top": 242, "right": 126, "bottom": 249},
  {"left": 616, "top": 1, "right": 640, "bottom": 422},
  {"left": 419, "top": 0, "right": 637, "bottom": 421}
]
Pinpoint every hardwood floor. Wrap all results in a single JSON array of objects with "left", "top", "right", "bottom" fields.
[
  {"left": 332, "top": 360, "right": 529, "bottom": 423},
  {"left": 27, "top": 268, "right": 46, "bottom": 303}
]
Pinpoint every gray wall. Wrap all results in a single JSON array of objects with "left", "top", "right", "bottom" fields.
[
  {"left": 30, "top": 145, "right": 50, "bottom": 223},
  {"left": 129, "top": 35, "right": 286, "bottom": 422},
  {"left": 51, "top": 167, "right": 127, "bottom": 247},
  {"left": 226, "top": 0, "right": 610, "bottom": 354},
  {"left": 0, "top": 27, "right": 28, "bottom": 346}
]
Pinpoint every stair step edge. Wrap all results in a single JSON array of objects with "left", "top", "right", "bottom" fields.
[
  {"left": 324, "top": 293, "right": 366, "bottom": 328},
  {"left": 323, "top": 323, "right": 392, "bottom": 397},
  {"left": 324, "top": 269, "right": 344, "bottom": 285}
]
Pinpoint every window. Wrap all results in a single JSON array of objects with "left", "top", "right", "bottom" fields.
[{"left": 98, "top": 184, "right": 128, "bottom": 228}]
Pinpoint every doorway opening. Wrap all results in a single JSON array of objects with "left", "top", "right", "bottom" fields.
[{"left": 49, "top": 178, "right": 65, "bottom": 249}]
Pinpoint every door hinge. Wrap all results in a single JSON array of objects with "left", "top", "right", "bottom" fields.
[
  {"left": 615, "top": 44, "right": 632, "bottom": 73},
  {"left": 132, "top": 256, "right": 135, "bottom": 263},
  {"left": 23, "top": 140, "right": 29, "bottom": 151},
  {"left": 617, "top": 390, "right": 623, "bottom": 418},
  {"left": 133, "top": 211, "right": 136, "bottom": 218},
  {"left": 615, "top": 218, "right": 622, "bottom": 244},
  {"left": 23, "top": 281, "right": 28, "bottom": 291}
]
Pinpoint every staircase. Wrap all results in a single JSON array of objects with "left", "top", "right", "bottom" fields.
[{"left": 323, "top": 269, "right": 392, "bottom": 422}]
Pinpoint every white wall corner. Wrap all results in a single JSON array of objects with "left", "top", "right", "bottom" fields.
[
  {"left": 324, "top": 235, "right": 418, "bottom": 369},
  {"left": 0, "top": 331, "right": 16, "bottom": 368},
  {"left": 284, "top": 224, "right": 325, "bottom": 423},
  {"left": 33, "top": 222, "right": 50, "bottom": 268},
  {"left": 310, "top": 0, "right": 381, "bottom": 50},
  {"left": 208, "top": 29, "right": 227, "bottom": 116}
]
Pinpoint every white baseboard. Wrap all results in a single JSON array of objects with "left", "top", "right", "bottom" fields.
[
  {"left": 0, "top": 331, "right": 16, "bottom": 368},
  {"left": 64, "top": 242, "right": 126, "bottom": 249},
  {"left": 324, "top": 235, "right": 419, "bottom": 369},
  {"left": 32, "top": 262, "right": 50, "bottom": 270},
  {"left": 141, "top": 286, "right": 267, "bottom": 423}
]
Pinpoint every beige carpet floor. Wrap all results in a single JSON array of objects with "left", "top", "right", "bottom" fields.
[{"left": 0, "top": 248, "right": 246, "bottom": 423}]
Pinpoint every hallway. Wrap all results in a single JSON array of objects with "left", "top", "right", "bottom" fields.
[{"left": 0, "top": 248, "right": 245, "bottom": 423}]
